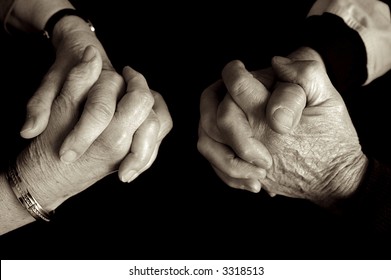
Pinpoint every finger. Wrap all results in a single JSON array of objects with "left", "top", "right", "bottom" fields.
[
  {"left": 217, "top": 94, "right": 273, "bottom": 169},
  {"left": 150, "top": 90, "right": 173, "bottom": 141},
  {"left": 268, "top": 56, "right": 342, "bottom": 134},
  {"left": 261, "top": 184, "right": 277, "bottom": 197},
  {"left": 97, "top": 66, "right": 154, "bottom": 157},
  {"left": 50, "top": 46, "right": 103, "bottom": 134},
  {"left": 220, "top": 62, "right": 273, "bottom": 168},
  {"left": 197, "top": 124, "right": 267, "bottom": 180},
  {"left": 266, "top": 82, "right": 306, "bottom": 134},
  {"left": 271, "top": 56, "right": 337, "bottom": 105},
  {"left": 114, "top": 66, "right": 154, "bottom": 130},
  {"left": 59, "top": 70, "right": 123, "bottom": 163},
  {"left": 60, "top": 65, "right": 152, "bottom": 163},
  {"left": 121, "top": 141, "right": 161, "bottom": 183},
  {"left": 54, "top": 46, "right": 107, "bottom": 163},
  {"left": 118, "top": 110, "right": 160, "bottom": 182},
  {"left": 119, "top": 89, "right": 172, "bottom": 182},
  {"left": 257, "top": 179, "right": 277, "bottom": 197},
  {"left": 222, "top": 59, "right": 269, "bottom": 116},
  {"left": 20, "top": 72, "right": 61, "bottom": 139},
  {"left": 199, "top": 80, "right": 226, "bottom": 143},
  {"left": 58, "top": 60, "right": 123, "bottom": 162},
  {"left": 212, "top": 165, "right": 262, "bottom": 193},
  {"left": 20, "top": 64, "right": 70, "bottom": 139}
]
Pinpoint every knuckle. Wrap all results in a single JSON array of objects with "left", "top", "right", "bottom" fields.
[
  {"left": 130, "top": 151, "right": 150, "bottom": 167},
  {"left": 216, "top": 112, "right": 234, "bottom": 132},
  {"left": 231, "top": 76, "right": 253, "bottom": 98},
  {"left": 97, "top": 131, "right": 129, "bottom": 156},
  {"left": 163, "top": 117, "right": 174, "bottom": 134},
  {"left": 130, "top": 89, "right": 154, "bottom": 109},
  {"left": 26, "top": 95, "right": 49, "bottom": 112},
  {"left": 127, "top": 70, "right": 147, "bottom": 84},
  {"left": 107, "top": 71, "right": 125, "bottom": 86},
  {"left": 143, "top": 114, "right": 161, "bottom": 134},
  {"left": 84, "top": 99, "right": 114, "bottom": 125},
  {"left": 224, "top": 159, "right": 248, "bottom": 179},
  {"left": 282, "top": 83, "right": 306, "bottom": 106},
  {"left": 52, "top": 95, "right": 74, "bottom": 115},
  {"left": 196, "top": 138, "right": 207, "bottom": 155},
  {"left": 295, "top": 60, "right": 327, "bottom": 93},
  {"left": 225, "top": 59, "right": 242, "bottom": 70},
  {"left": 95, "top": 71, "right": 125, "bottom": 94},
  {"left": 235, "top": 146, "right": 254, "bottom": 163},
  {"left": 196, "top": 134, "right": 213, "bottom": 159},
  {"left": 142, "top": 91, "right": 155, "bottom": 108},
  {"left": 150, "top": 115, "right": 162, "bottom": 131},
  {"left": 300, "top": 60, "right": 323, "bottom": 80},
  {"left": 67, "top": 66, "right": 90, "bottom": 83}
]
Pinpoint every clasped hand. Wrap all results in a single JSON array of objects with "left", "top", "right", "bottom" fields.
[
  {"left": 198, "top": 57, "right": 367, "bottom": 208},
  {"left": 17, "top": 45, "right": 172, "bottom": 211}
]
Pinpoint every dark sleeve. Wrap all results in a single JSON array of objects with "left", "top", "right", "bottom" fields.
[
  {"left": 301, "top": 12, "right": 368, "bottom": 94},
  {"left": 0, "top": 0, "right": 16, "bottom": 24},
  {"left": 343, "top": 158, "right": 391, "bottom": 233}
]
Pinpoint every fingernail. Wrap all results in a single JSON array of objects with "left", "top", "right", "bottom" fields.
[
  {"left": 272, "top": 108, "right": 293, "bottom": 129},
  {"left": 82, "top": 46, "right": 96, "bottom": 62},
  {"left": 127, "top": 173, "right": 139, "bottom": 183},
  {"left": 20, "top": 116, "right": 35, "bottom": 134},
  {"left": 273, "top": 56, "right": 292, "bottom": 65},
  {"left": 60, "top": 150, "right": 78, "bottom": 163},
  {"left": 121, "top": 170, "right": 137, "bottom": 183}
]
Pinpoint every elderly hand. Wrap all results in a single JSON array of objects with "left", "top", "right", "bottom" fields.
[
  {"left": 19, "top": 15, "right": 149, "bottom": 165},
  {"left": 198, "top": 66, "right": 276, "bottom": 192},
  {"left": 199, "top": 58, "right": 368, "bottom": 207},
  {"left": 16, "top": 46, "right": 172, "bottom": 213}
]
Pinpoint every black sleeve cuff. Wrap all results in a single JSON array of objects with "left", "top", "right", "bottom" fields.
[
  {"left": 343, "top": 158, "right": 391, "bottom": 233},
  {"left": 301, "top": 13, "right": 368, "bottom": 94}
]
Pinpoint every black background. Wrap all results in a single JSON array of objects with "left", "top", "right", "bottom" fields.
[{"left": 1, "top": 0, "right": 391, "bottom": 259}]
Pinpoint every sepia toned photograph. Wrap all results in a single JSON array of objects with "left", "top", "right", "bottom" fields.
[{"left": 1, "top": 0, "right": 390, "bottom": 266}]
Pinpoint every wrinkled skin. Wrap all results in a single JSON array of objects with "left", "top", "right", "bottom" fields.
[
  {"left": 20, "top": 16, "right": 170, "bottom": 178},
  {"left": 16, "top": 47, "right": 172, "bottom": 212},
  {"left": 198, "top": 58, "right": 367, "bottom": 207}
]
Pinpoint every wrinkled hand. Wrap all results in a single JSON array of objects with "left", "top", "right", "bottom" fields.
[
  {"left": 16, "top": 47, "right": 172, "bottom": 211},
  {"left": 198, "top": 65, "right": 276, "bottom": 192},
  {"left": 198, "top": 47, "right": 326, "bottom": 194},
  {"left": 20, "top": 18, "right": 130, "bottom": 163},
  {"left": 199, "top": 58, "right": 368, "bottom": 207}
]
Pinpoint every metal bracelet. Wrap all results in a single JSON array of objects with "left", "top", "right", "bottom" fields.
[{"left": 6, "top": 165, "right": 51, "bottom": 222}]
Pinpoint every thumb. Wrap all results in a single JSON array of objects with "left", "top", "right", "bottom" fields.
[{"left": 266, "top": 56, "right": 336, "bottom": 134}]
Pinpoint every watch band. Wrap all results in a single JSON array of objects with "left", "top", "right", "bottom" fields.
[{"left": 42, "top": 8, "right": 95, "bottom": 39}]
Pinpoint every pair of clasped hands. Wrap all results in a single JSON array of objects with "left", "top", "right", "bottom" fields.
[
  {"left": 16, "top": 24, "right": 173, "bottom": 212},
  {"left": 198, "top": 47, "right": 367, "bottom": 209},
  {"left": 19, "top": 16, "right": 366, "bottom": 215}
]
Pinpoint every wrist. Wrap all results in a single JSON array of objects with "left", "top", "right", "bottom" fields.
[
  {"left": 0, "top": 172, "right": 20, "bottom": 211},
  {"left": 322, "top": 153, "right": 369, "bottom": 209},
  {"left": 50, "top": 14, "right": 97, "bottom": 49},
  {"left": 15, "top": 155, "right": 62, "bottom": 213},
  {"left": 44, "top": 9, "right": 95, "bottom": 40},
  {"left": 0, "top": 172, "right": 34, "bottom": 234}
]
